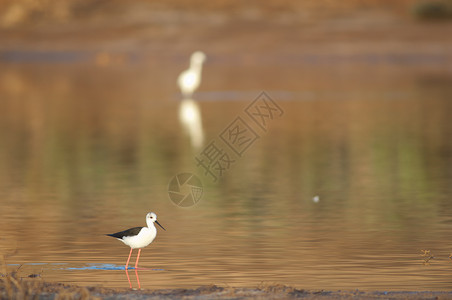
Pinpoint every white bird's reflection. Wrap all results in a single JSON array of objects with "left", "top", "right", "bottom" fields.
[{"left": 178, "top": 98, "right": 204, "bottom": 150}]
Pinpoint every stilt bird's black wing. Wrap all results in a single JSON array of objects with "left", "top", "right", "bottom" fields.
[{"left": 106, "top": 227, "right": 143, "bottom": 239}]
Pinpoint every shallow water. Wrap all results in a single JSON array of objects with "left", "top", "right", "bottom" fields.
[{"left": 1, "top": 52, "right": 452, "bottom": 290}]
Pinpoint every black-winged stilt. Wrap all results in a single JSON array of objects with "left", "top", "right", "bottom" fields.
[
  {"left": 106, "top": 212, "right": 165, "bottom": 270},
  {"left": 178, "top": 51, "right": 206, "bottom": 98}
]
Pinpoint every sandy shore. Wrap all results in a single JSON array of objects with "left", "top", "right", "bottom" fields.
[{"left": 2, "top": 279, "right": 452, "bottom": 300}]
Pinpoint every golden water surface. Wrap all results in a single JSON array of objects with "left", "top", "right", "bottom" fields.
[{"left": 1, "top": 51, "right": 452, "bottom": 290}]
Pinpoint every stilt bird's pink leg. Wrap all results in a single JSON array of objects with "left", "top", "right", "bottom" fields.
[
  {"left": 134, "top": 248, "right": 142, "bottom": 269},
  {"left": 125, "top": 248, "right": 133, "bottom": 270}
]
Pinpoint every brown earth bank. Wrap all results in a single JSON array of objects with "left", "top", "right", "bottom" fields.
[
  {"left": 1, "top": 0, "right": 452, "bottom": 58},
  {"left": 0, "top": 0, "right": 419, "bottom": 28},
  {"left": 2, "top": 279, "right": 452, "bottom": 300}
]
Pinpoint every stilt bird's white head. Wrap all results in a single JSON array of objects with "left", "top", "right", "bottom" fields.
[{"left": 146, "top": 212, "right": 166, "bottom": 231}]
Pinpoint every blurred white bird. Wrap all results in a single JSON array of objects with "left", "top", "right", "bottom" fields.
[{"left": 178, "top": 51, "right": 206, "bottom": 98}]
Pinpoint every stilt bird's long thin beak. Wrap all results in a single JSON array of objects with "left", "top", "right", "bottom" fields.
[{"left": 156, "top": 220, "right": 166, "bottom": 231}]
